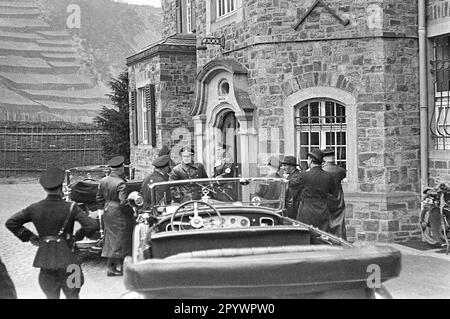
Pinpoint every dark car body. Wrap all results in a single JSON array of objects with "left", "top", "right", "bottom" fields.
[{"left": 123, "top": 178, "right": 401, "bottom": 299}]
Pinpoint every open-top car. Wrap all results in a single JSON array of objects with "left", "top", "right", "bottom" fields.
[{"left": 124, "top": 177, "right": 401, "bottom": 299}]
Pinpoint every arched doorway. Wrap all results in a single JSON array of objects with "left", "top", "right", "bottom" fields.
[{"left": 218, "top": 111, "right": 240, "bottom": 177}]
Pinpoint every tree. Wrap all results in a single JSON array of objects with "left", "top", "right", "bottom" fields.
[{"left": 94, "top": 70, "right": 130, "bottom": 162}]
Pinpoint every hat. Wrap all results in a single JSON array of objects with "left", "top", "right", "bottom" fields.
[
  {"left": 322, "top": 148, "right": 335, "bottom": 157},
  {"left": 281, "top": 155, "right": 298, "bottom": 166},
  {"left": 158, "top": 145, "right": 171, "bottom": 157},
  {"left": 39, "top": 167, "right": 65, "bottom": 189},
  {"left": 107, "top": 155, "right": 125, "bottom": 168},
  {"left": 307, "top": 149, "right": 324, "bottom": 162},
  {"left": 267, "top": 155, "right": 281, "bottom": 168},
  {"left": 179, "top": 147, "right": 194, "bottom": 156},
  {"left": 152, "top": 155, "right": 170, "bottom": 168}
]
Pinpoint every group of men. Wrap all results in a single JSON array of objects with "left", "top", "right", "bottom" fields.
[
  {"left": 1, "top": 143, "right": 346, "bottom": 299},
  {"left": 276, "top": 148, "right": 347, "bottom": 239}
]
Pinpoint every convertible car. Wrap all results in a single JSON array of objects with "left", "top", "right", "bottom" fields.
[{"left": 123, "top": 178, "right": 401, "bottom": 299}]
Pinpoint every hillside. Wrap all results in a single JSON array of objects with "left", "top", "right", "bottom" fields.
[{"left": 0, "top": 0, "right": 162, "bottom": 123}]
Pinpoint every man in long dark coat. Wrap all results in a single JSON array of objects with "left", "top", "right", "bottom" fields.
[
  {"left": 6, "top": 167, "right": 98, "bottom": 299},
  {"left": 0, "top": 255, "right": 16, "bottom": 299},
  {"left": 322, "top": 148, "right": 347, "bottom": 240},
  {"left": 96, "top": 156, "right": 134, "bottom": 276},
  {"left": 296, "top": 149, "right": 337, "bottom": 231},
  {"left": 281, "top": 155, "right": 302, "bottom": 219},
  {"left": 141, "top": 155, "right": 172, "bottom": 209}
]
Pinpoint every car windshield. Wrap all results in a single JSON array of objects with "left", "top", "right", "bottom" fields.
[{"left": 149, "top": 178, "right": 288, "bottom": 214}]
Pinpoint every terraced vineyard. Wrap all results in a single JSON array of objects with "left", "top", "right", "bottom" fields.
[{"left": 0, "top": 0, "right": 112, "bottom": 123}]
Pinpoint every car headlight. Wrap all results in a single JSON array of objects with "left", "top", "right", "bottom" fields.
[
  {"left": 373, "top": 286, "right": 393, "bottom": 299},
  {"left": 121, "top": 291, "right": 145, "bottom": 299}
]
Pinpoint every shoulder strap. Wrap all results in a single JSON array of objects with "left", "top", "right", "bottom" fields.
[{"left": 57, "top": 202, "right": 75, "bottom": 236}]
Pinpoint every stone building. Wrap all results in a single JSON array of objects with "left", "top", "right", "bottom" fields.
[{"left": 127, "top": 0, "right": 450, "bottom": 242}]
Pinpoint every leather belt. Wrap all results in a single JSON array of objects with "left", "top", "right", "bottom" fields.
[{"left": 40, "top": 236, "right": 64, "bottom": 243}]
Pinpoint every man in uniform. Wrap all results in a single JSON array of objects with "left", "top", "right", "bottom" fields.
[
  {"left": 96, "top": 156, "right": 134, "bottom": 276},
  {"left": 141, "top": 155, "right": 172, "bottom": 208},
  {"left": 322, "top": 148, "right": 347, "bottom": 240},
  {"left": 296, "top": 149, "right": 337, "bottom": 231},
  {"left": 0, "top": 255, "right": 17, "bottom": 299},
  {"left": 255, "top": 156, "right": 283, "bottom": 202},
  {"left": 169, "top": 147, "right": 208, "bottom": 201},
  {"left": 5, "top": 167, "right": 98, "bottom": 299},
  {"left": 212, "top": 144, "right": 237, "bottom": 201},
  {"left": 281, "top": 155, "right": 302, "bottom": 219}
]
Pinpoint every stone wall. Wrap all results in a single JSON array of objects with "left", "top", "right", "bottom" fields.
[
  {"left": 128, "top": 50, "right": 197, "bottom": 179},
  {"left": 161, "top": 0, "right": 178, "bottom": 38},
  {"left": 193, "top": 0, "right": 422, "bottom": 241}
]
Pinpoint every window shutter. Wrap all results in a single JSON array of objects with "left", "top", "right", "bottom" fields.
[
  {"left": 145, "top": 84, "right": 156, "bottom": 147},
  {"left": 130, "top": 90, "right": 138, "bottom": 145}
]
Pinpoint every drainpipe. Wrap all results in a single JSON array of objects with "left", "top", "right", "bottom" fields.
[{"left": 418, "top": 0, "right": 429, "bottom": 189}]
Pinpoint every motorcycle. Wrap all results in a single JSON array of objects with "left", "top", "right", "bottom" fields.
[{"left": 419, "top": 183, "right": 450, "bottom": 254}]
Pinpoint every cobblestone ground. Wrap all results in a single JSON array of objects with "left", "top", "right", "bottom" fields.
[{"left": 0, "top": 183, "right": 124, "bottom": 299}]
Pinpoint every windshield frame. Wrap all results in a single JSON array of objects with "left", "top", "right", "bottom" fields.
[{"left": 148, "top": 177, "right": 289, "bottom": 211}]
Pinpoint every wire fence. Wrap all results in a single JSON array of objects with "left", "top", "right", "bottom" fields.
[{"left": 0, "top": 122, "right": 107, "bottom": 178}]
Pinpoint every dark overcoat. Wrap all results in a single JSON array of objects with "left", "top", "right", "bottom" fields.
[
  {"left": 169, "top": 163, "right": 208, "bottom": 201},
  {"left": 0, "top": 256, "right": 16, "bottom": 299},
  {"left": 141, "top": 170, "right": 171, "bottom": 208},
  {"left": 285, "top": 169, "right": 302, "bottom": 219},
  {"left": 295, "top": 166, "right": 337, "bottom": 231},
  {"left": 5, "top": 194, "right": 98, "bottom": 269},
  {"left": 322, "top": 163, "right": 347, "bottom": 239},
  {"left": 96, "top": 172, "right": 134, "bottom": 258}
]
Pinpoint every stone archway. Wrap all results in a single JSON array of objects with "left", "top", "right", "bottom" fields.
[{"left": 191, "top": 58, "right": 257, "bottom": 177}]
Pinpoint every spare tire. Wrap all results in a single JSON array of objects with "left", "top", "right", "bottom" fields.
[{"left": 70, "top": 180, "right": 99, "bottom": 204}]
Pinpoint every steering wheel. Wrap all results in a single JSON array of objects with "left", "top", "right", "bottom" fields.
[{"left": 170, "top": 200, "right": 223, "bottom": 231}]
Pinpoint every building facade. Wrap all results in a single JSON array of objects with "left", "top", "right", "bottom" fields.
[{"left": 127, "top": 0, "right": 450, "bottom": 242}]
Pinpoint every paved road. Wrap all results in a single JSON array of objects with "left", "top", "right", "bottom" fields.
[{"left": 0, "top": 183, "right": 449, "bottom": 299}]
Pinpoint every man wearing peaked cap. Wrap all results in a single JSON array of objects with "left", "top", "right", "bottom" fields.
[
  {"left": 97, "top": 156, "right": 133, "bottom": 276},
  {"left": 5, "top": 167, "right": 99, "bottom": 299},
  {"left": 321, "top": 148, "right": 348, "bottom": 240},
  {"left": 294, "top": 149, "right": 338, "bottom": 231},
  {"left": 107, "top": 155, "right": 125, "bottom": 168},
  {"left": 141, "top": 155, "right": 172, "bottom": 209},
  {"left": 281, "top": 156, "right": 302, "bottom": 219},
  {"left": 170, "top": 146, "right": 208, "bottom": 201}
]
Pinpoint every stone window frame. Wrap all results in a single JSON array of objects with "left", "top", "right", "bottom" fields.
[
  {"left": 136, "top": 79, "right": 153, "bottom": 145},
  {"left": 205, "top": 0, "right": 243, "bottom": 34},
  {"left": 284, "top": 87, "right": 358, "bottom": 193}
]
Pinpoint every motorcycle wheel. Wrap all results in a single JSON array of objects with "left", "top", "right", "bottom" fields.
[
  {"left": 420, "top": 207, "right": 446, "bottom": 246},
  {"left": 132, "top": 223, "right": 149, "bottom": 263}
]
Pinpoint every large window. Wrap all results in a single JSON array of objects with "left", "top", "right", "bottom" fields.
[
  {"left": 295, "top": 100, "right": 347, "bottom": 170},
  {"left": 431, "top": 35, "right": 450, "bottom": 150},
  {"left": 217, "top": 0, "right": 236, "bottom": 19}
]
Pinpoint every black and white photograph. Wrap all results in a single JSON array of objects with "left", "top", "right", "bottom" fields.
[{"left": 0, "top": 0, "right": 449, "bottom": 301}]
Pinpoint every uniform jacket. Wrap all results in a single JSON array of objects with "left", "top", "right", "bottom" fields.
[
  {"left": 141, "top": 170, "right": 171, "bottom": 208},
  {"left": 295, "top": 166, "right": 337, "bottom": 231},
  {"left": 255, "top": 171, "right": 282, "bottom": 201},
  {"left": 213, "top": 158, "right": 234, "bottom": 178},
  {"left": 285, "top": 169, "right": 302, "bottom": 219},
  {"left": 169, "top": 163, "right": 208, "bottom": 201},
  {"left": 96, "top": 172, "right": 134, "bottom": 258},
  {"left": 5, "top": 194, "right": 98, "bottom": 269},
  {"left": 322, "top": 162, "right": 347, "bottom": 239}
]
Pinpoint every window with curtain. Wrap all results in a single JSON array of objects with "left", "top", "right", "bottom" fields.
[{"left": 295, "top": 100, "right": 347, "bottom": 171}]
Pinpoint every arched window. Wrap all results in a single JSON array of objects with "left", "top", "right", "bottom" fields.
[{"left": 295, "top": 99, "right": 347, "bottom": 170}]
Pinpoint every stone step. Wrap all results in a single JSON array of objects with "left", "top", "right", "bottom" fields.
[
  {"left": 0, "top": 71, "right": 93, "bottom": 90},
  {"left": 0, "top": 85, "right": 40, "bottom": 107},
  {"left": 40, "top": 53, "right": 78, "bottom": 62},
  {"left": 36, "top": 30, "right": 71, "bottom": 40},
  {"left": 0, "top": 55, "right": 53, "bottom": 73},
  {"left": 0, "top": 40, "right": 77, "bottom": 56},
  {"left": 0, "top": 17, "right": 50, "bottom": 31},
  {"left": 35, "top": 100, "right": 105, "bottom": 111},
  {"left": 0, "top": 2, "right": 39, "bottom": 9},
  {"left": 0, "top": 30, "right": 44, "bottom": 42},
  {"left": 23, "top": 88, "right": 109, "bottom": 104},
  {"left": 36, "top": 39, "right": 74, "bottom": 47},
  {"left": 0, "top": 8, "right": 41, "bottom": 18}
]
